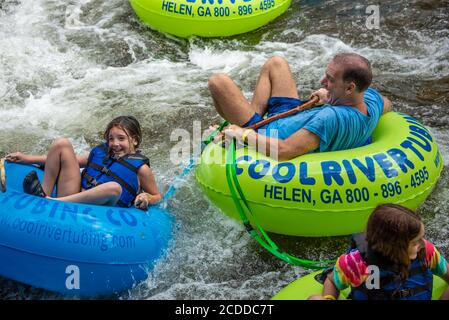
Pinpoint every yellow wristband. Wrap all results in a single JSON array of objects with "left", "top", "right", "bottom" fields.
[
  {"left": 241, "top": 129, "right": 254, "bottom": 144},
  {"left": 323, "top": 295, "right": 336, "bottom": 300}
]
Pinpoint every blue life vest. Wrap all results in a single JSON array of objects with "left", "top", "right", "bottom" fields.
[
  {"left": 81, "top": 143, "right": 150, "bottom": 207},
  {"left": 349, "top": 233, "right": 433, "bottom": 300}
]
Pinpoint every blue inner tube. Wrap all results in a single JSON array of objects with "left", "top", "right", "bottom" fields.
[{"left": 0, "top": 161, "right": 173, "bottom": 297}]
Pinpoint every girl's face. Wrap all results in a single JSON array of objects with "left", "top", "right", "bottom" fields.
[
  {"left": 108, "top": 126, "right": 137, "bottom": 157},
  {"left": 408, "top": 223, "right": 425, "bottom": 260}
]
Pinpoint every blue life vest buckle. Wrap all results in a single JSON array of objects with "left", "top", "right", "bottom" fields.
[{"left": 101, "top": 167, "right": 110, "bottom": 175}]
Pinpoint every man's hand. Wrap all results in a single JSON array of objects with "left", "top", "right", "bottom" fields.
[
  {"left": 204, "top": 125, "right": 223, "bottom": 143},
  {"left": 311, "top": 88, "right": 330, "bottom": 105},
  {"left": 222, "top": 125, "right": 245, "bottom": 141},
  {"left": 213, "top": 124, "right": 245, "bottom": 143},
  {"left": 204, "top": 125, "right": 219, "bottom": 138}
]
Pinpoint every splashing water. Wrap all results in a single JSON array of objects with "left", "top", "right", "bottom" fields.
[{"left": 0, "top": 0, "right": 448, "bottom": 299}]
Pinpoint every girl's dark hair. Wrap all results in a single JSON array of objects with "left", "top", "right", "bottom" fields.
[
  {"left": 103, "top": 116, "right": 142, "bottom": 148},
  {"left": 366, "top": 204, "right": 424, "bottom": 279}
]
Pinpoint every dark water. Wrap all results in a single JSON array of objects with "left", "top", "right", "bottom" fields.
[{"left": 0, "top": 0, "right": 448, "bottom": 299}]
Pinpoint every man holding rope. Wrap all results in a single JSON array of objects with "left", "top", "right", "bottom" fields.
[{"left": 208, "top": 53, "right": 391, "bottom": 160}]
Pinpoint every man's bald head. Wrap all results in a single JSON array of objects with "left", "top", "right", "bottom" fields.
[{"left": 332, "top": 53, "right": 372, "bottom": 92}]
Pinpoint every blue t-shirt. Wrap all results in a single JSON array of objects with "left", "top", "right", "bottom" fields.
[{"left": 260, "top": 88, "right": 384, "bottom": 152}]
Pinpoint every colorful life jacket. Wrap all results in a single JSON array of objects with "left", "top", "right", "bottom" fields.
[
  {"left": 349, "top": 233, "right": 433, "bottom": 300},
  {"left": 81, "top": 143, "right": 149, "bottom": 207}
]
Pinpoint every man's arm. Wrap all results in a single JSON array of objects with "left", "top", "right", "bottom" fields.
[
  {"left": 222, "top": 125, "right": 320, "bottom": 161},
  {"left": 244, "top": 128, "right": 319, "bottom": 161},
  {"left": 275, "top": 129, "right": 320, "bottom": 161}
]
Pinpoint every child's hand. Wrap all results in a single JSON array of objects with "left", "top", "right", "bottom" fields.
[
  {"left": 5, "top": 152, "right": 28, "bottom": 163},
  {"left": 134, "top": 193, "right": 158, "bottom": 210},
  {"left": 134, "top": 193, "right": 150, "bottom": 210},
  {"left": 308, "top": 295, "right": 330, "bottom": 300}
]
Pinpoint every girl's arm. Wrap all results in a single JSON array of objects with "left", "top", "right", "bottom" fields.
[
  {"left": 425, "top": 241, "right": 449, "bottom": 300},
  {"left": 440, "top": 262, "right": 449, "bottom": 282},
  {"left": 5, "top": 152, "right": 47, "bottom": 164},
  {"left": 309, "top": 274, "right": 341, "bottom": 300},
  {"left": 439, "top": 263, "right": 449, "bottom": 300},
  {"left": 322, "top": 275, "right": 341, "bottom": 299},
  {"left": 77, "top": 155, "right": 88, "bottom": 168},
  {"left": 134, "top": 165, "right": 162, "bottom": 210},
  {"left": 7, "top": 153, "right": 88, "bottom": 168}
]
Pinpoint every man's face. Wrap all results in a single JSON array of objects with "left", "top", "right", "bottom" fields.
[{"left": 320, "top": 60, "right": 348, "bottom": 105}]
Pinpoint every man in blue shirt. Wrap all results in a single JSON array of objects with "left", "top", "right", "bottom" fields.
[{"left": 208, "top": 53, "right": 391, "bottom": 160}]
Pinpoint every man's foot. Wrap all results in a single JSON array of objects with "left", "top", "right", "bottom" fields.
[{"left": 23, "top": 171, "right": 46, "bottom": 198}]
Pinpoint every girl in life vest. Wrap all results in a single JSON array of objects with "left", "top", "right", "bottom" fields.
[
  {"left": 309, "top": 204, "right": 449, "bottom": 300},
  {"left": 6, "top": 116, "right": 161, "bottom": 210}
]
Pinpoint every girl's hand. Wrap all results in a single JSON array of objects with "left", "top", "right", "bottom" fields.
[
  {"left": 5, "top": 152, "right": 29, "bottom": 163},
  {"left": 308, "top": 295, "right": 331, "bottom": 300},
  {"left": 134, "top": 193, "right": 150, "bottom": 210},
  {"left": 134, "top": 193, "right": 158, "bottom": 210}
]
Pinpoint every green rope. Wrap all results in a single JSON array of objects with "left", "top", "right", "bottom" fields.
[
  {"left": 202, "top": 121, "right": 230, "bottom": 147},
  {"left": 225, "top": 138, "right": 336, "bottom": 269}
]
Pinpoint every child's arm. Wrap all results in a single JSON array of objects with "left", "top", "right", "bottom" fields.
[
  {"left": 309, "top": 274, "right": 341, "bottom": 300},
  {"left": 77, "top": 155, "right": 88, "bottom": 168},
  {"left": 134, "top": 165, "right": 162, "bottom": 210},
  {"left": 5, "top": 152, "right": 47, "bottom": 164},
  {"left": 322, "top": 275, "right": 341, "bottom": 299},
  {"left": 439, "top": 263, "right": 449, "bottom": 300},
  {"left": 424, "top": 240, "right": 449, "bottom": 300},
  {"left": 7, "top": 152, "right": 88, "bottom": 168},
  {"left": 441, "top": 263, "right": 449, "bottom": 282},
  {"left": 309, "top": 252, "right": 361, "bottom": 300},
  {"left": 437, "top": 261, "right": 449, "bottom": 295}
]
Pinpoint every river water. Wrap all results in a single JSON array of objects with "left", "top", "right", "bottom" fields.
[{"left": 0, "top": 0, "right": 448, "bottom": 299}]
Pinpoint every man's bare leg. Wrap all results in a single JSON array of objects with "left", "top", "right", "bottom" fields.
[
  {"left": 208, "top": 56, "right": 300, "bottom": 126},
  {"left": 208, "top": 73, "right": 254, "bottom": 126},
  {"left": 251, "top": 56, "right": 300, "bottom": 115}
]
